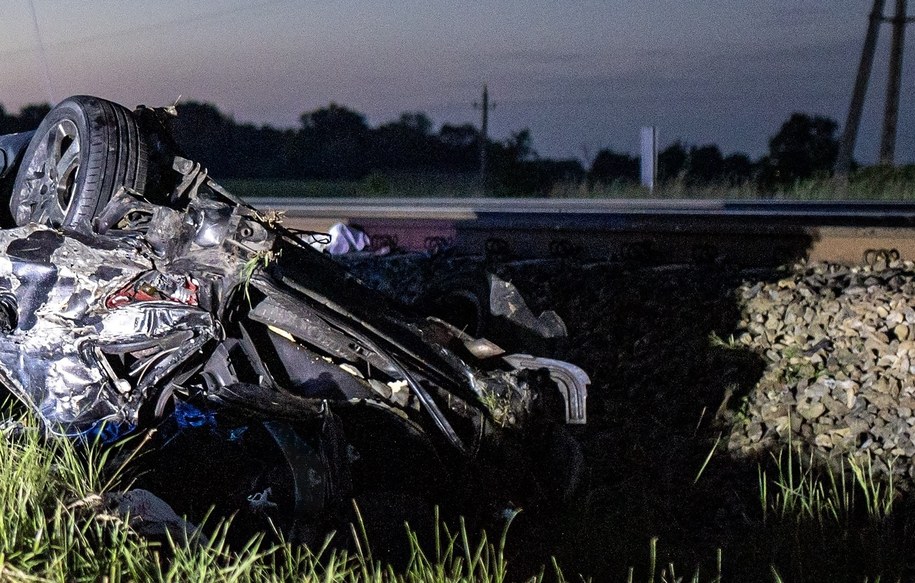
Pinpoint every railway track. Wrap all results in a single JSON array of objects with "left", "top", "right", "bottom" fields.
[{"left": 250, "top": 197, "right": 915, "bottom": 266}]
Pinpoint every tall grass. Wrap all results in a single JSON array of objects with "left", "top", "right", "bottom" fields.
[
  {"left": 848, "top": 454, "right": 896, "bottom": 519},
  {"left": 616, "top": 538, "right": 722, "bottom": 583},
  {"left": 0, "top": 412, "right": 541, "bottom": 581},
  {"left": 556, "top": 173, "right": 915, "bottom": 200},
  {"left": 4, "top": 406, "right": 897, "bottom": 581},
  {"left": 758, "top": 444, "right": 897, "bottom": 525},
  {"left": 223, "top": 173, "right": 481, "bottom": 199}
]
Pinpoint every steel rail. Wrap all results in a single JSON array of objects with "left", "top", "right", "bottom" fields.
[
  {"left": 251, "top": 197, "right": 915, "bottom": 219},
  {"left": 249, "top": 197, "right": 915, "bottom": 266}
]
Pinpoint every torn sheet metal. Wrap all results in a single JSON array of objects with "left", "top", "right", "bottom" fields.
[
  {"left": 488, "top": 273, "right": 568, "bottom": 338},
  {"left": 502, "top": 354, "right": 589, "bottom": 424},
  {"left": 0, "top": 226, "right": 153, "bottom": 432},
  {"left": 0, "top": 99, "right": 592, "bottom": 545},
  {"left": 73, "top": 489, "right": 204, "bottom": 543}
]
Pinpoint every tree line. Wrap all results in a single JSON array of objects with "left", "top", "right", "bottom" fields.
[
  {"left": 590, "top": 114, "right": 840, "bottom": 190},
  {"left": 0, "top": 101, "right": 842, "bottom": 194}
]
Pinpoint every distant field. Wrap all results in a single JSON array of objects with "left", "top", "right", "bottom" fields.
[
  {"left": 222, "top": 173, "right": 481, "bottom": 199},
  {"left": 223, "top": 166, "right": 915, "bottom": 200},
  {"left": 550, "top": 177, "right": 915, "bottom": 200}
]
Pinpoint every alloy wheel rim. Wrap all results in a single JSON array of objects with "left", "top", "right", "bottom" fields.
[{"left": 20, "top": 119, "right": 81, "bottom": 226}]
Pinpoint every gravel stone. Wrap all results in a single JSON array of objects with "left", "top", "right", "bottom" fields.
[{"left": 728, "top": 259, "right": 915, "bottom": 485}]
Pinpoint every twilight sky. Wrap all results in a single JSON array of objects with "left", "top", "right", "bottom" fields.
[{"left": 1, "top": 1, "right": 912, "bottom": 163}]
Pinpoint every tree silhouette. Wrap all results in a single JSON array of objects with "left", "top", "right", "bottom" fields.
[
  {"left": 395, "top": 112, "right": 433, "bottom": 135},
  {"left": 373, "top": 112, "right": 436, "bottom": 171},
  {"left": 436, "top": 124, "right": 479, "bottom": 172},
  {"left": 658, "top": 141, "right": 688, "bottom": 182},
  {"left": 589, "top": 149, "right": 638, "bottom": 183},
  {"left": 763, "top": 113, "right": 839, "bottom": 185},
  {"left": 0, "top": 98, "right": 808, "bottom": 196},
  {"left": 0, "top": 106, "right": 14, "bottom": 135},
  {"left": 0, "top": 103, "right": 51, "bottom": 134},
  {"left": 685, "top": 144, "right": 724, "bottom": 184},
  {"left": 15, "top": 105, "right": 52, "bottom": 133},
  {"left": 169, "top": 102, "right": 234, "bottom": 176},
  {"left": 504, "top": 129, "right": 535, "bottom": 162},
  {"left": 721, "top": 153, "right": 753, "bottom": 186},
  {"left": 299, "top": 103, "right": 371, "bottom": 179},
  {"left": 482, "top": 129, "right": 584, "bottom": 195}
]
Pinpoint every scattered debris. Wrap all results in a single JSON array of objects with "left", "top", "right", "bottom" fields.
[
  {"left": 247, "top": 487, "right": 278, "bottom": 512},
  {"left": 489, "top": 274, "right": 568, "bottom": 339},
  {"left": 72, "top": 489, "right": 204, "bottom": 543},
  {"left": 306, "top": 223, "right": 371, "bottom": 255}
]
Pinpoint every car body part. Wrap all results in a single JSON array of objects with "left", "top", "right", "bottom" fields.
[
  {"left": 0, "top": 131, "right": 34, "bottom": 181},
  {"left": 488, "top": 273, "right": 568, "bottom": 339},
  {"left": 502, "top": 354, "right": 589, "bottom": 424},
  {"left": 0, "top": 95, "right": 591, "bottom": 540}
]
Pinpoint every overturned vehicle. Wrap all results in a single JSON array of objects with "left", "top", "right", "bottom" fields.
[{"left": 0, "top": 95, "right": 588, "bottom": 542}]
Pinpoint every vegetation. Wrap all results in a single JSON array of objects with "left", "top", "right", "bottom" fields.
[
  {"left": 0, "top": 410, "right": 535, "bottom": 581},
  {"left": 224, "top": 168, "right": 915, "bottom": 201},
  {"left": 1, "top": 396, "right": 906, "bottom": 582},
  {"left": 758, "top": 444, "right": 896, "bottom": 525},
  {"left": 3, "top": 100, "right": 907, "bottom": 198},
  {"left": 4, "top": 98, "right": 915, "bottom": 581},
  {"left": 0, "top": 398, "right": 911, "bottom": 582},
  {"left": 0, "top": 408, "right": 730, "bottom": 582}
]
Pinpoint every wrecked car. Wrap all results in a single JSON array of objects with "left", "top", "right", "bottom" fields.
[{"left": 0, "top": 95, "right": 588, "bottom": 542}]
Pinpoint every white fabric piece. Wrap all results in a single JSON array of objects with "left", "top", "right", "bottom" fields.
[{"left": 309, "top": 223, "right": 370, "bottom": 255}]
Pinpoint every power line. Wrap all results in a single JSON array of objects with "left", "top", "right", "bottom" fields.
[
  {"left": 27, "top": 0, "right": 54, "bottom": 102},
  {"left": 837, "top": 0, "right": 912, "bottom": 171},
  {"left": 1, "top": 0, "right": 291, "bottom": 59}
]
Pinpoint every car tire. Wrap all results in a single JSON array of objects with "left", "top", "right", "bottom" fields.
[{"left": 10, "top": 95, "right": 150, "bottom": 231}]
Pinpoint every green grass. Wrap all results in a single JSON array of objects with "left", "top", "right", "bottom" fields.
[
  {"left": 745, "top": 445, "right": 908, "bottom": 582},
  {"left": 222, "top": 173, "right": 481, "bottom": 199},
  {"left": 0, "top": 409, "right": 734, "bottom": 582},
  {"left": 0, "top": 403, "right": 906, "bottom": 582},
  {"left": 0, "top": 411, "right": 543, "bottom": 582},
  {"left": 758, "top": 444, "right": 897, "bottom": 525},
  {"left": 623, "top": 538, "right": 722, "bottom": 583},
  {"left": 753, "top": 403, "right": 896, "bottom": 526},
  {"left": 550, "top": 172, "right": 915, "bottom": 200},
  {"left": 0, "top": 408, "right": 776, "bottom": 583},
  {"left": 848, "top": 454, "right": 896, "bottom": 520}
]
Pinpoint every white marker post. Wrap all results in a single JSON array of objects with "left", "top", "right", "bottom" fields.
[{"left": 640, "top": 126, "right": 658, "bottom": 194}]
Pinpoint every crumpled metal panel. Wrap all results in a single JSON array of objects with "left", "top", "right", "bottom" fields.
[
  {"left": 0, "top": 225, "right": 153, "bottom": 432},
  {"left": 488, "top": 273, "right": 567, "bottom": 338},
  {"left": 0, "top": 185, "right": 264, "bottom": 434}
]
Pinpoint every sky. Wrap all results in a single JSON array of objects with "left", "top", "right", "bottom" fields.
[{"left": 0, "top": 1, "right": 911, "bottom": 164}]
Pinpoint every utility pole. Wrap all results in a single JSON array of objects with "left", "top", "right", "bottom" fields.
[
  {"left": 837, "top": 0, "right": 914, "bottom": 172},
  {"left": 473, "top": 84, "right": 496, "bottom": 187},
  {"left": 837, "top": 0, "right": 885, "bottom": 173},
  {"left": 881, "top": 0, "right": 908, "bottom": 164}
]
